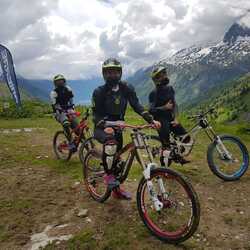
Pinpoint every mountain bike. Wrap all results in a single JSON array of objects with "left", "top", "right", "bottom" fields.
[
  {"left": 147, "top": 108, "right": 249, "bottom": 181},
  {"left": 53, "top": 109, "right": 94, "bottom": 161},
  {"left": 82, "top": 121, "right": 200, "bottom": 243}
]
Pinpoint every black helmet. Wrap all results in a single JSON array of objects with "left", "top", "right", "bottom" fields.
[
  {"left": 102, "top": 58, "right": 122, "bottom": 86},
  {"left": 151, "top": 64, "right": 169, "bottom": 86}
]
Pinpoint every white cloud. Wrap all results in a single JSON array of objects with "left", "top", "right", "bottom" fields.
[{"left": 0, "top": 0, "right": 249, "bottom": 79}]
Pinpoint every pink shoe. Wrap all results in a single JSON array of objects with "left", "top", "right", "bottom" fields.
[
  {"left": 112, "top": 187, "right": 132, "bottom": 200},
  {"left": 104, "top": 174, "right": 120, "bottom": 190}
]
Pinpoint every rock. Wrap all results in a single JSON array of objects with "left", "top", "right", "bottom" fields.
[
  {"left": 72, "top": 182, "right": 81, "bottom": 189},
  {"left": 86, "top": 217, "right": 92, "bottom": 223},
  {"left": 29, "top": 229, "right": 72, "bottom": 250},
  {"left": 208, "top": 197, "right": 214, "bottom": 201},
  {"left": 77, "top": 209, "right": 88, "bottom": 218},
  {"left": 24, "top": 128, "right": 33, "bottom": 132},
  {"left": 12, "top": 129, "right": 21, "bottom": 132}
]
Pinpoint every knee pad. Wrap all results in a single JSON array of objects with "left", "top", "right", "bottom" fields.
[
  {"left": 103, "top": 141, "right": 117, "bottom": 170},
  {"left": 104, "top": 141, "right": 117, "bottom": 156},
  {"left": 62, "top": 119, "right": 70, "bottom": 129}
]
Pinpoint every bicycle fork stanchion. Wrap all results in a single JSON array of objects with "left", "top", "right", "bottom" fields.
[
  {"left": 215, "top": 136, "right": 234, "bottom": 161},
  {"left": 133, "top": 131, "right": 164, "bottom": 212},
  {"left": 143, "top": 163, "right": 163, "bottom": 212},
  {"left": 205, "top": 124, "right": 235, "bottom": 162}
]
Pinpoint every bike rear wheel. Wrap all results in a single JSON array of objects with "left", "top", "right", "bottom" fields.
[
  {"left": 137, "top": 167, "right": 200, "bottom": 244},
  {"left": 83, "top": 141, "right": 111, "bottom": 203},
  {"left": 53, "top": 131, "right": 72, "bottom": 161},
  {"left": 207, "top": 135, "right": 249, "bottom": 181}
]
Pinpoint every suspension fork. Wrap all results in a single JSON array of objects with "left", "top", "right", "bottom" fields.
[
  {"left": 143, "top": 163, "right": 163, "bottom": 211},
  {"left": 133, "top": 133, "right": 164, "bottom": 211},
  {"left": 205, "top": 126, "right": 233, "bottom": 159}
]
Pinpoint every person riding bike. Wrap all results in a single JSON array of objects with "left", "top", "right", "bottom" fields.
[
  {"left": 92, "top": 58, "right": 160, "bottom": 200},
  {"left": 50, "top": 74, "right": 79, "bottom": 153},
  {"left": 148, "top": 64, "right": 190, "bottom": 166}
]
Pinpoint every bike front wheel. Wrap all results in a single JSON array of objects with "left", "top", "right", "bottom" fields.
[
  {"left": 137, "top": 168, "right": 200, "bottom": 244},
  {"left": 207, "top": 135, "right": 249, "bottom": 181},
  {"left": 53, "top": 131, "right": 72, "bottom": 161}
]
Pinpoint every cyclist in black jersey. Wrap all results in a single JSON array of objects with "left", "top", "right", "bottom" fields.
[
  {"left": 50, "top": 74, "right": 78, "bottom": 152},
  {"left": 92, "top": 58, "right": 160, "bottom": 199},
  {"left": 149, "top": 64, "right": 190, "bottom": 166}
]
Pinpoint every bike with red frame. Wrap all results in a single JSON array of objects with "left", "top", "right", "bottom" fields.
[
  {"left": 82, "top": 121, "right": 200, "bottom": 244},
  {"left": 53, "top": 108, "right": 93, "bottom": 161}
]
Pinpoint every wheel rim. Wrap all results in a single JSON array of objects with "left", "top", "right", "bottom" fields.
[
  {"left": 212, "top": 138, "right": 247, "bottom": 178},
  {"left": 84, "top": 148, "right": 108, "bottom": 199},
  {"left": 55, "top": 132, "right": 70, "bottom": 160},
  {"left": 140, "top": 172, "right": 195, "bottom": 239}
]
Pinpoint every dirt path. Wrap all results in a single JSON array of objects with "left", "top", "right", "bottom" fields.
[{"left": 0, "top": 128, "right": 250, "bottom": 249}]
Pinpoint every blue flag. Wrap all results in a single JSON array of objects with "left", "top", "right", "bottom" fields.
[{"left": 0, "top": 44, "right": 21, "bottom": 106}]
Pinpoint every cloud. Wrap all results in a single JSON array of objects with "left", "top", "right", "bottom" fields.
[
  {"left": 0, "top": 1, "right": 58, "bottom": 43},
  {"left": 1, "top": 0, "right": 249, "bottom": 79}
]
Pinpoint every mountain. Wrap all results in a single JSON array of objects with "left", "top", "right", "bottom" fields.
[
  {"left": 0, "top": 80, "right": 32, "bottom": 101},
  {"left": 223, "top": 22, "right": 250, "bottom": 44},
  {"left": 128, "top": 19, "right": 250, "bottom": 108},
  {"left": 17, "top": 76, "right": 102, "bottom": 104}
]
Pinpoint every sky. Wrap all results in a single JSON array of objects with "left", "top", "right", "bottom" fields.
[{"left": 1, "top": 0, "right": 250, "bottom": 79}]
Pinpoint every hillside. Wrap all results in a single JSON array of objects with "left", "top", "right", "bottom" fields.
[
  {"left": 186, "top": 74, "right": 250, "bottom": 122},
  {"left": 0, "top": 81, "right": 32, "bottom": 101}
]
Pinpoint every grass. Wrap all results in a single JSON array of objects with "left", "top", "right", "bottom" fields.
[{"left": 1, "top": 108, "right": 250, "bottom": 249}]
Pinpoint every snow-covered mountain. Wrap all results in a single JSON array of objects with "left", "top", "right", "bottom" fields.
[{"left": 128, "top": 18, "right": 250, "bottom": 107}]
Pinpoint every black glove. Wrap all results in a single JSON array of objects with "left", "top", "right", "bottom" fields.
[
  {"left": 96, "top": 119, "right": 106, "bottom": 128},
  {"left": 141, "top": 111, "right": 154, "bottom": 123}
]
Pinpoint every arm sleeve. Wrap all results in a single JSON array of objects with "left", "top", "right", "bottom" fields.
[
  {"left": 148, "top": 91, "right": 157, "bottom": 115},
  {"left": 68, "top": 97, "right": 74, "bottom": 109},
  {"left": 170, "top": 86, "right": 178, "bottom": 115},
  {"left": 92, "top": 88, "right": 106, "bottom": 126},
  {"left": 50, "top": 91, "right": 61, "bottom": 113},
  {"left": 126, "top": 84, "right": 153, "bottom": 123},
  {"left": 67, "top": 86, "right": 74, "bottom": 109}
]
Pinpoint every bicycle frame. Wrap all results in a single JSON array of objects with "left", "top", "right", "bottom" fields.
[
  {"left": 68, "top": 111, "right": 92, "bottom": 146},
  {"left": 178, "top": 110, "right": 233, "bottom": 160},
  {"left": 112, "top": 125, "right": 166, "bottom": 211}
]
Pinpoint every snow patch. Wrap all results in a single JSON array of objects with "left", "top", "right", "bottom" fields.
[{"left": 198, "top": 47, "right": 211, "bottom": 57}]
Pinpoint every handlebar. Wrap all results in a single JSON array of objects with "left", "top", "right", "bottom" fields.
[
  {"left": 66, "top": 108, "right": 90, "bottom": 120},
  {"left": 104, "top": 121, "right": 158, "bottom": 130},
  {"left": 187, "top": 108, "right": 215, "bottom": 120}
]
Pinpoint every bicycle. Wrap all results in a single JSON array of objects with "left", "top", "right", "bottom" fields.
[
  {"left": 53, "top": 108, "right": 94, "bottom": 161},
  {"left": 82, "top": 121, "right": 200, "bottom": 244},
  {"left": 147, "top": 108, "right": 249, "bottom": 181}
]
